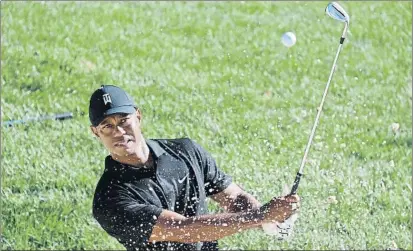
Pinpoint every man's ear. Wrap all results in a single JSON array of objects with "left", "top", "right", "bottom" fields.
[
  {"left": 135, "top": 109, "right": 142, "bottom": 122},
  {"left": 90, "top": 126, "right": 100, "bottom": 138}
]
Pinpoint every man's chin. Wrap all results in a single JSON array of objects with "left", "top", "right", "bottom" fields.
[{"left": 111, "top": 148, "right": 136, "bottom": 158}]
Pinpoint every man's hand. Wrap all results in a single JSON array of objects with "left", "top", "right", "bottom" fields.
[{"left": 260, "top": 194, "right": 300, "bottom": 223}]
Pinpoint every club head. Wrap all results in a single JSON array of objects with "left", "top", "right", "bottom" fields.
[{"left": 325, "top": 2, "right": 350, "bottom": 23}]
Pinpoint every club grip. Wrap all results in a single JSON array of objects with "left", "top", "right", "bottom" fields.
[
  {"left": 54, "top": 112, "right": 73, "bottom": 120},
  {"left": 290, "top": 172, "right": 302, "bottom": 195}
]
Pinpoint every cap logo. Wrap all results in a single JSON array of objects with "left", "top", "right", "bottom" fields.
[{"left": 102, "top": 94, "right": 112, "bottom": 105}]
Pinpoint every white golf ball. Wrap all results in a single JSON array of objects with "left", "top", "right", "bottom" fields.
[{"left": 281, "top": 32, "right": 296, "bottom": 47}]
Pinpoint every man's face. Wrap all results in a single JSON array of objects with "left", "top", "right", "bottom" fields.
[{"left": 91, "top": 110, "right": 143, "bottom": 157}]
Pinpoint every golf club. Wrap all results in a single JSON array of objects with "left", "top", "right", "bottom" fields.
[
  {"left": 2, "top": 112, "right": 74, "bottom": 127},
  {"left": 290, "top": 2, "right": 350, "bottom": 195}
]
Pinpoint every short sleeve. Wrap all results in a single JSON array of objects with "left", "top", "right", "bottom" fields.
[
  {"left": 189, "top": 139, "right": 232, "bottom": 196},
  {"left": 93, "top": 184, "right": 163, "bottom": 249}
]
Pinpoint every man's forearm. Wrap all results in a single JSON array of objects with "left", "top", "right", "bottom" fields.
[{"left": 151, "top": 209, "right": 264, "bottom": 243}]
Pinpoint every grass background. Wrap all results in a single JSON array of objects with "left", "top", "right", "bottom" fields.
[{"left": 1, "top": 1, "right": 412, "bottom": 250}]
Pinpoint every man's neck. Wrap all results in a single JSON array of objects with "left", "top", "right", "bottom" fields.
[{"left": 111, "top": 142, "right": 154, "bottom": 168}]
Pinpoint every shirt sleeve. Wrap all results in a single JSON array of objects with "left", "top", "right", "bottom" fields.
[
  {"left": 92, "top": 183, "right": 163, "bottom": 249},
  {"left": 189, "top": 139, "right": 232, "bottom": 196}
]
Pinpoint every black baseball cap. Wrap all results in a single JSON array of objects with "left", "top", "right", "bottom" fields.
[{"left": 89, "top": 85, "right": 137, "bottom": 126}]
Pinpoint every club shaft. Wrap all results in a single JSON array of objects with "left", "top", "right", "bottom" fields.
[
  {"left": 2, "top": 112, "right": 73, "bottom": 127},
  {"left": 299, "top": 42, "right": 343, "bottom": 174},
  {"left": 290, "top": 42, "right": 344, "bottom": 195}
]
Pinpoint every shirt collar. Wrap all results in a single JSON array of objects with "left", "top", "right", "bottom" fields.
[{"left": 146, "top": 139, "right": 166, "bottom": 158}]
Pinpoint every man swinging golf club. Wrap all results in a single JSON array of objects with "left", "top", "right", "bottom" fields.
[
  {"left": 89, "top": 85, "right": 300, "bottom": 251},
  {"left": 89, "top": 2, "right": 350, "bottom": 249}
]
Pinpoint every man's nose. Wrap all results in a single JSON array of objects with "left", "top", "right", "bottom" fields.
[{"left": 114, "top": 125, "right": 126, "bottom": 135}]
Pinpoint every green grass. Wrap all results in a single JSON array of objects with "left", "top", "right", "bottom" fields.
[{"left": 1, "top": 1, "right": 412, "bottom": 250}]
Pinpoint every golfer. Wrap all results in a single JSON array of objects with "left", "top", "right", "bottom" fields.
[{"left": 89, "top": 85, "right": 300, "bottom": 251}]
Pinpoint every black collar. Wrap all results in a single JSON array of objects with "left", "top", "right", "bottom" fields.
[{"left": 146, "top": 139, "right": 166, "bottom": 158}]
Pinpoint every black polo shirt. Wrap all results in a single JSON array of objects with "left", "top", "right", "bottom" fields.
[{"left": 92, "top": 138, "right": 232, "bottom": 251}]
